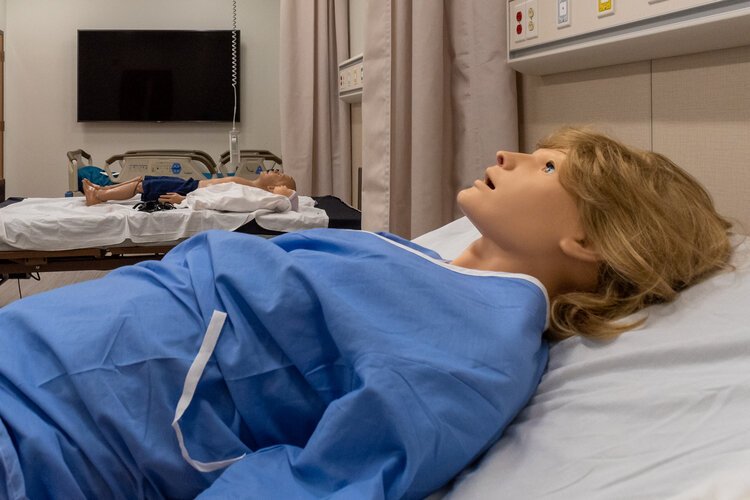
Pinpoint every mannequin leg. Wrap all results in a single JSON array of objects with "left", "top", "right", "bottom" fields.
[
  {"left": 92, "top": 177, "right": 143, "bottom": 192},
  {"left": 83, "top": 178, "right": 142, "bottom": 206}
]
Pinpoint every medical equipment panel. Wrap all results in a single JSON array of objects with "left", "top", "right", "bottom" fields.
[{"left": 508, "top": 0, "right": 750, "bottom": 74}]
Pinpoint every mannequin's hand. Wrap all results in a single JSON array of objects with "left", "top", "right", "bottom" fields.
[{"left": 159, "top": 192, "right": 186, "bottom": 204}]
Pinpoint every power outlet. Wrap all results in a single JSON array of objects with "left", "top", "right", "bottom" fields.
[
  {"left": 512, "top": 1, "right": 527, "bottom": 43},
  {"left": 525, "top": 0, "right": 538, "bottom": 40},
  {"left": 338, "top": 53, "right": 364, "bottom": 103},
  {"left": 557, "top": 0, "right": 570, "bottom": 28}
]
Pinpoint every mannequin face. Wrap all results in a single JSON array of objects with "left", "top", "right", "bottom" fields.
[
  {"left": 457, "top": 149, "right": 585, "bottom": 258},
  {"left": 256, "top": 171, "right": 296, "bottom": 191}
]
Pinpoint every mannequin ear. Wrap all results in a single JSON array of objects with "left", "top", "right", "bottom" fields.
[{"left": 560, "top": 236, "right": 601, "bottom": 263}]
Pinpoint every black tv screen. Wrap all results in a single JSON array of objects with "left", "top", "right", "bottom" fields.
[{"left": 77, "top": 30, "right": 240, "bottom": 122}]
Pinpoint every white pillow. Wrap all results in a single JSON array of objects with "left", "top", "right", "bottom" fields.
[{"left": 420, "top": 219, "right": 750, "bottom": 499}]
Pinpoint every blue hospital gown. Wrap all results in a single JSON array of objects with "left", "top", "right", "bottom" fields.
[{"left": 0, "top": 229, "right": 548, "bottom": 499}]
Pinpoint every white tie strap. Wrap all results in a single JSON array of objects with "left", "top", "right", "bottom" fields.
[{"left": 172, "top": 310, "right": 247, "bottom": 472}]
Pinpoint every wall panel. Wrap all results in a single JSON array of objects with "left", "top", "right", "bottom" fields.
[
  {"left": 652, "top": 45, "right": 750, "bottom": 231},
  {"left": 518, "top": 61, "right": 651, "bottom": 151},
  {"left": 519, "top": 46, "right": 750, "bottom": 232}
]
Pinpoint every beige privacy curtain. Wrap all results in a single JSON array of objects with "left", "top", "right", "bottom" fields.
[
  {"left": 280, "top": 0, "right": 352, "bottom": 202},
  {"left": 362, "top": 0, "right": 518, "bottom": 238}
]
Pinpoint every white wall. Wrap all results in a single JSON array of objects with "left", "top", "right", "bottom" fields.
[
  {"left": 348, "top": 0, "right": 364, "bottom": 56},
  {"left": 5, "top": 0, "right": 280, "bottom": 197},
  {"left": 0, "top": 0, "right": 6, "bottom": 31}
]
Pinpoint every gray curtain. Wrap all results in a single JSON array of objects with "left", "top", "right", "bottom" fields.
[
  {"left": 280, "top": 0, "right": 352, "bottom": 202},
  {"left": 362, "top": 0, "right": 518, "bottom": 238}
]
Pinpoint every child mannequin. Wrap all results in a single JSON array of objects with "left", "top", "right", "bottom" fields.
[{"left": 83, "top": 171, "right": 297, "bottom": 207}]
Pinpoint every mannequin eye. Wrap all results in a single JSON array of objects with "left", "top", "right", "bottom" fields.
[{"left": 543, "top": 161, "right": 556, "bottom": 174}]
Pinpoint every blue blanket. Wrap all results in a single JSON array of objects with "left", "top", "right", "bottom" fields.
[{"left": 0, "top": 229, "right": 548, "bottom": 499}]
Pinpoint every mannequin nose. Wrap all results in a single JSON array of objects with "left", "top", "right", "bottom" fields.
[
  {"left": 497, "top": 151, "right": 518, "bottom": 169},
  {"left": 496, "top": 151, "right": 505, "bottom": 166},
  {"left": 496, "top": 151, "right": 533, "bottom": 170}
]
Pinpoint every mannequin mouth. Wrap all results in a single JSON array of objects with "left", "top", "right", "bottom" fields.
[{"left": 485, "top": 176, "right": 495, "bottom": 190}]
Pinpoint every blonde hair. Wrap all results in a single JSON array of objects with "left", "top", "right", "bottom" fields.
[{"left": 538, "top": 127, "right": 733, "bottom": 341}]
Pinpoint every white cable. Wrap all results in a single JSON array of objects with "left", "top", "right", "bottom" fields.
[
  {"left": 228, "top": 0, "right": 240, "bottom": 173},
  {"left": 231, "top": 0, "right": 238, "bottom": 129}
]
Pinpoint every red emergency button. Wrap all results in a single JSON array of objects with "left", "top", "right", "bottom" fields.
[
  {"left": 516, "top": 24, "right": 523, "bottom": 35},
  {"left": 516, "top": 11, "right": 523, "bottom": 22}
]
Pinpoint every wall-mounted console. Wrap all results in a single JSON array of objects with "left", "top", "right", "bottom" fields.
[{"left": 508, "top": 0, "right": 750, "bottom": 75}]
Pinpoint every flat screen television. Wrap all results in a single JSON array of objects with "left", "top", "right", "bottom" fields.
[{"left": 77, "top": 30, "right": 240, "bottom": 122}]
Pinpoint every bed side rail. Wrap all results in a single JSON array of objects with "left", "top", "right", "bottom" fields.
[
  {"left": 217, "top": 150, "right": 283, "bottom": 179},
  {"left": 66, "top": 149, "right": 93, "bottom": 194},
  {"left": 104, "top": 152, "right": 218, "bottom": 183},
  {"left": 125, "top": 150, "right": 218, "bottom": 172}
]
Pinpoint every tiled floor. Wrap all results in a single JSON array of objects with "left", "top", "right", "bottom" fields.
[{"left": 0, "top": 270, "right": 108, "bottom": 308}]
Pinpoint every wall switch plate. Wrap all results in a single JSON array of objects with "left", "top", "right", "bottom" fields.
[
  {"left": 557, "top": 0, "right": 570, "bottom": 28},
  {"left": 525, "top": 0, "right": 538, "bottom": 39}
]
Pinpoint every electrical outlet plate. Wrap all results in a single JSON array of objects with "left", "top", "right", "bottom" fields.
[
  {"left": 557, "top": 0, "right": 570, "bottom": 28},
  {"left": 512, "top": 1, "right": 526, "bottom": 43},
  {"left": 338, "top": 53, "right": 364, "bottom": 103},
  {"left": 525, "top": 0, "right": 538, "bottom": 39}
]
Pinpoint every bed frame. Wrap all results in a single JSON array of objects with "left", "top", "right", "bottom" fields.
[{"left": 0, "top": 245, "right": 173, "bottom": 280}]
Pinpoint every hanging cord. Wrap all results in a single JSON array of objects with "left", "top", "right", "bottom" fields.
[
  {"left": 15, "top": 273, "right": 40, "bottom": 300},
  {"left": 231, "top": 0, "right": 238, "bottom": 129}
]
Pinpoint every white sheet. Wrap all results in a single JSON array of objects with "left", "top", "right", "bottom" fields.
[
  {"left": 418, "top": 218, "right": 750, "bottom": 499},
  {"left": 179, "top": 183, "right": 296, "bottom": 213},
  {"left": 0, "top": 192, "right": 327, "bottom": 251},
  {"left": 254, "top": 196, "right": 327, "bottom": 233}
]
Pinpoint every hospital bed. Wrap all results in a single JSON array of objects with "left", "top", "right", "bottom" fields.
[
  {"left": 1, "top": 150, "right": 360, "bottom": 281},
  {"left": 415, "top": 217, "right": 750, "bottom": 499}
]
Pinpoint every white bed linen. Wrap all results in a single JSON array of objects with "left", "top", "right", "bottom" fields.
[
  {"left": 178, "top": 183, "right": 296, "bottom": 213},
  {"left": 0, "top": 192, "right": 327, "bottom": 251},
  {"left": 417, "top": 218, "right": 750, "bottom": 500}
]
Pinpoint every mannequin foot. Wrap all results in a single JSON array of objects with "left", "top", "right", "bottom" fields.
[{"left": 83, "top": 179, "right": 103, "bottom": 206}]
